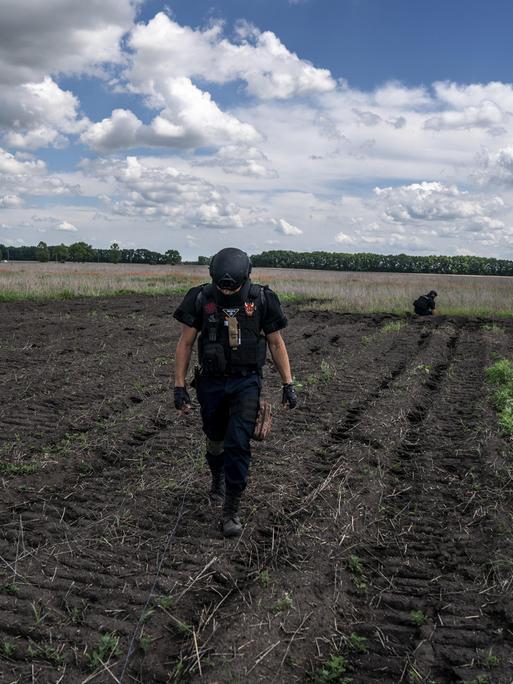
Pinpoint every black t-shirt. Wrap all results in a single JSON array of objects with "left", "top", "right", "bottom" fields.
[{"left": 173, "top": 283, "right": 288, "bottom": 335}]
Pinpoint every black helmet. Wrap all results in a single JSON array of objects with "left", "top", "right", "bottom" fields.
[
  {"left": 209, "top": 247, "right": 252, "bottom": 290},
  {"left": 428, "top": 290, "right": 438, "bottom": 298}
]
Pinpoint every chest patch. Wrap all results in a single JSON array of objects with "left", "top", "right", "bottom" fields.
[
  {"left": 203, "top": 301, "right": 216, "bottom": 315},
  {"left": 244, "top": 302, "right": 255, "bottom": 317}
]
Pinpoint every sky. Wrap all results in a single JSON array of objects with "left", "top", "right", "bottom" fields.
[{"left": 2, "top": 0, "right": 513, "bottom": 260}]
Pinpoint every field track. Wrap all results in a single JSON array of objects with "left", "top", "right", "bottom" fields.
[{"left": 0, "top": 295, "right": 512, "bottom": 683}]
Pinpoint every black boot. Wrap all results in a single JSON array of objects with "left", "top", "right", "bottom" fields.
[
  {"left": 208, "top": 463, "right": 225, "bottom": 503},
  {"left": 221, "top": 491, "right": 242, "bottom": 538}
]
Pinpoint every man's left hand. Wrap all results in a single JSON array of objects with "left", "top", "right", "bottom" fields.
[{"left": 282, "top": 383, "right": 298, "bottom": 409}]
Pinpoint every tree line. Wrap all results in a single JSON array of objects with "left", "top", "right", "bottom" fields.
[
  {"left": 249, "top": 250, "right": 513, "bottom": 276},
  {"left": 0, "top": 242, "right": 181, "bottom": 265}
]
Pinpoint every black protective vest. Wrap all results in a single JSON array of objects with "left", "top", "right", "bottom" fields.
[{"left": 196, "top": 283, "right": 267, "bottom": 375}]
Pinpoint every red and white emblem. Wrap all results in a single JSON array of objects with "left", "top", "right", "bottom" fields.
[
  {"left": 244, "top": 302, "right": 255, "bottom": 317},
  {"left": 204, "top": 302, "right": 216, "bottom": 315}
]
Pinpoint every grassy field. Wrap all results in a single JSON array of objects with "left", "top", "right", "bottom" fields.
[{"left": 1, "top": 260, "right": 513, "bottom": 315}]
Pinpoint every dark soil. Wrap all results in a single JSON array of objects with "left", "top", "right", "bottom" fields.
[{"left": 0, "top": 296, "right": 512, "bottom": 683}]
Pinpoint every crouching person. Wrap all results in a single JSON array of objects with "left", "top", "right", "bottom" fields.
[{"left": 173, "top": 247, "right": 297, "bottom": 538}]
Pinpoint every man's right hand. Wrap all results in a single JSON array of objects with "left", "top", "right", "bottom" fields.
[{"left": 174, "top": 386, "right": 192, "bottom": 413}]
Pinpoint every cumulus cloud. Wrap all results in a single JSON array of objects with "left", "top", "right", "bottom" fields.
[
  {"left": 128, "top": 12, "right": 335, "bottom": 101},
  {"left": 273, "top": 218, "right": 303, "bottom": 235},
  {"left": 0, "top": 78, "right": 87, "bottom": 149},
  {"left": 424, "top": 100, "right": 505, "bottom": 131},
  {"left": 372, "top": 181, "right": 507, "bottom": 244},
  {"left": 81, "top": 80, "right": 259, "bottom": 152},
  {"left": 56, "top": 221, "right": 78, "bottom": 232},
  {"left": 0, "top": 1, "right": 134, "bottom": 150},
  {"left": 0, "top": 0, "right": 135, "bottom": 86},
  {"left": 192, "top": 144, "right": 278, "bottom": 178},
  {"left": 0, "top": 147, "right": 80, "bottom": 204},
  {"left": 83, "top": 156, "right": 247, "bottom": 230}
]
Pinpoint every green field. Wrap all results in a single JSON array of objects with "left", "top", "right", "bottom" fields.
[{"left": 1, "top": 261, "right": 513, "bottom": 316}]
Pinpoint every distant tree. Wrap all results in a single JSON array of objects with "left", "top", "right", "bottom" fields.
[
  {"left": 165, "top": 249, "right": 181, "bottom": 265},
  {"left": 197, "top": 255, "right": 211, "bottom": 265},
  {"left": 109, "top": 242, "right": 121, "bottom": 263},
  {"left": 36, "top": 241, "right": 50, "bottom": 262},
  {"left": 0, "top": 244, "right": 5, "bottom": 260},
  {"left": 51, "top": 243, "right": 69, "bottom": 263},
  {"left": 68, "top": 241, "right": 94, "bottom": 262}
]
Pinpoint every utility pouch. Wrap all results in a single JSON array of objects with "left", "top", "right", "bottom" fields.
[{"left": 202, "top": 343, "right": 227, "bottom": 376}]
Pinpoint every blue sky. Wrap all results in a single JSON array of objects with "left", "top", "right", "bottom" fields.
[{"left": 2, "top": 0, "right": 513, "bottom": 259}]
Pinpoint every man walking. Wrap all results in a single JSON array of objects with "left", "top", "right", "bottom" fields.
[{"left": 173, "top": 247, "right": 297, "bottom": 538}]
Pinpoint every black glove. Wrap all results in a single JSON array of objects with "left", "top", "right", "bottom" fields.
[
  {"left": 282, "top": 383, "right": 298, "bottom": 409},
  {"left": 174, "top": 386, "right": 191, "bottom": 411}
]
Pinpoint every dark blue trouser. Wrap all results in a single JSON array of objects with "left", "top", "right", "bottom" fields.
[{"left": 196, "top": 373, "right": 261, "bottom": 495}]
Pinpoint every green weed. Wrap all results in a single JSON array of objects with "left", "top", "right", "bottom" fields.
[
  {"left": 272, "top": 592, "right": 293, "bottom": 613},
  {"left": 486, "top": 359, "right": 513, "bottom": 435},
  {"left": 87, "top": 632, "right": 121, "bottom": 670},
  {"left": 28, "top": 643, "right": 64, "bottom": 665},
  {"left": 347, "top": 632, "right": 368, "bottom": 653},
  {"left": 313, "top": 654, "right": 349, "bottom": 683},
  {"left": 0, "top": 461, "right": 39, "bottom": 476},
  {"left": 409, "top": 609, "right": 428, "bottom": 626},
  {"left": 259, "top": 569, "right": 270, "bottom": 589},
  {"left": 156, "top": 595, "right": 173, "bottom": 610},
  {"left": 345, "top": 554, "right": 367, "bottom": 592},
  {"left": 0, "top": 640, "right": 16, "bottom": 658},
  {"left": 381, "top": 320, "right": 406, "bottom": 334},
  {"left": 139, "top": 630, "right": 152, "bottom": 653}
]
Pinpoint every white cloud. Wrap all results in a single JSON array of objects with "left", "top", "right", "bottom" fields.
[
  {"left": 56, "top": 221, "right": 78, "bottom": 232},
  {"left": 81, "top": 80, "right": 259, "bottom": 152},
  {"left": 334, "top": 232, "right": 354, "bottom": 244},
  {"left": 0, "top": 0, "right": 135, "bottom": 86},
  {"left": 274, "top": 218, "right": 303, "bottom": 235},
  {"left": 425, "top": 100, "right": 505, "bottom": 131},
  {"left": 374, "top": 182, "right": 504, "bottom": 223},
  {"left": 83, "top": 155, "right": 248, "bottom": 230},
  {"left": 128, "top": 12, "right": 335, "bottom": 101},
  {"left": 193, "top": 144, "right": 278, "bottom": 178}
]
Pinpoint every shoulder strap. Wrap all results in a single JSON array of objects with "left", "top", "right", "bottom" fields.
[{"left": 195, "top": 283, "right": 212, "bottom": 315}]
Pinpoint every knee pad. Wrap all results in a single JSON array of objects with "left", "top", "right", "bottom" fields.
[{"left": 206, "top": 438, "right": 224, "bottom": 456}]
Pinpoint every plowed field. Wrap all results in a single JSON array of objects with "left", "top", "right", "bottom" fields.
[{"left": 1, "top": 296, "right": 512, "bottom": 683}]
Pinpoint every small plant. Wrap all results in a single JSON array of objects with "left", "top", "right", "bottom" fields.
[
  {"left": 482, "top": 648, "right": 499, "bottom": 669},
  {"left": 313, "top": 654, "right": 349, "bottom": 683},
  {"left": 31, "top": 600, "right": 50, "bottom": 625},
  {"left": 415, "top": 363, "right": 431, "bottom": 374},
  {"left": 346, "top": 554, "right": 367, "bottom": 592},
  {"left": 87, "top": 632, "right": 121, "bottom": 670},
  {"left": 0, "top": 640, "right": 16, "bottom": 658},
  {"left": 156, "top": 595, "right": 173, "bottom": 610},
  {"left": 66, "top": 601, "right": 87, "bottom": 625},
  {"left": 28, "top": 643, "right": 65, "bottom": 665},
  {"left": 347, "top": 632, "right": 368, "bottom": 653},
  {"left": 346, "top": 554, "right": 364, "bottom": 575},
  {"left": 0, "top": 461, "right": 39, "bottom": 476},
  {"left": 259, "top": 569, "right": 270, "bottom": 589},
  {"left": 272, "top": 592, "right": 293, "bottom": 613},
  {"left": 486, "top": 359, "right": 513, "bottom": 435},
  {"left": 320, "top": 359, "right": 334, "bottom": 383},
  {"left": 381, "top": 320, "right": 406, "bottom": 334},
  {"left": 3, "top": 582, "right": 19, "bottom": 595},
  {"left": 409, "top": 609, "right": 428, "bottom": 626},
  {"left": 139, "top": 629, "right": 152, "bottom": 653},
  {"left": 482, "top": 323, "right": 505, "bottom": 334}
]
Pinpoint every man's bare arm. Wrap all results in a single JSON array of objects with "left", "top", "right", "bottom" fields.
[
  {"left": 266, "top": 330, "right": 293, "bottom": 384},
  {"left": 175, "top": 324, "right": 198, "bottom": 387}
]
